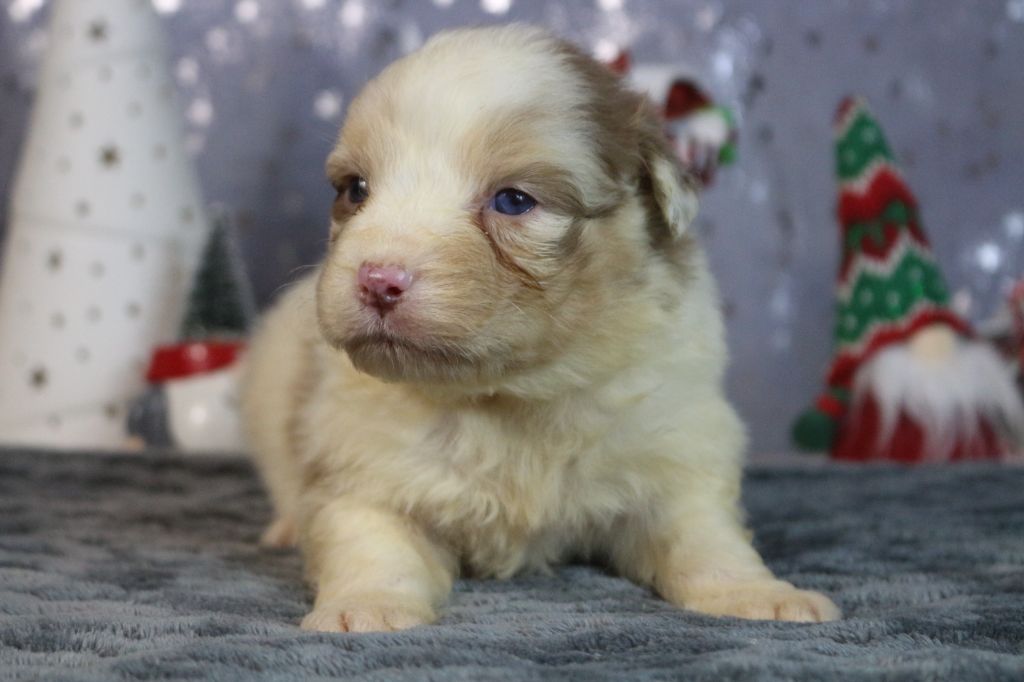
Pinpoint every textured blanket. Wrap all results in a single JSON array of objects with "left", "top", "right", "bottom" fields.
[{"left": 0, "top": 450, "right": 1022, "bottom": 681}]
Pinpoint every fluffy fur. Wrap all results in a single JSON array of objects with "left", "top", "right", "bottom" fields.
[
  {"left": 854, "top": 326, "right": 1024, "bottom": 459},
  {"left": 241, "top": 25, "right": 840, "bottom": 633}
]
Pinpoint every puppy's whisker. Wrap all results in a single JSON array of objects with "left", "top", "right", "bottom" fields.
[
  {"left": 287, "top": 263, "right": 320, "bottom": 278},
  {"left": 269, "top": 263, "right": 320, "bottom": 298}
]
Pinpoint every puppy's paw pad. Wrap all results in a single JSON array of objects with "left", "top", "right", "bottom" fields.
[
  {"left": 684, "top": 580, "right": 840, "bottom": 623},
  {"left": 259, "top": 517, "right": 297, "bottom": 549},
  {"left": 301, "top": 595, "right": 435, "bottom": 633}
]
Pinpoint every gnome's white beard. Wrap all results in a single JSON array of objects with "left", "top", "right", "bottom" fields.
[{"left": 854, "top": 339, "right": 1024, "bottom": 460}]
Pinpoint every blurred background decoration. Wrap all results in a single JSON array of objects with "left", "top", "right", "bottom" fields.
[
  {"left": 0, "top": 0, "right": 211, "bottom": 449},
  {"left": 1, "top": 0, "right": 1022, "bottom": 455},
  {"left": 791, "top": 96, "right": 1024, "bottom": 463},
  {"left": 126, "top": 216, "right": 254, "bottom": 454}
]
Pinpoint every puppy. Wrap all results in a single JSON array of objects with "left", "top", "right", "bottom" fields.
[{"left": 241, "top": 25, "right": 840, "bottom": 632}]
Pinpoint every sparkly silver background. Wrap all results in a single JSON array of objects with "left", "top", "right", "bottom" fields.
[{"left": 2, "top": 0, "right": 1022, "bottom": 454}]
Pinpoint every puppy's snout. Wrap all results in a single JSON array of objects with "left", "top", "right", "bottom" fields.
[{"left": 357, "top": 262, "right": 412, "bottom": 315}]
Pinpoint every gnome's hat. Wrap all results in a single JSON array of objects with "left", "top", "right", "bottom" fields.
[{"left": 792, "top": 96, "right": 972, "bottom": 451}]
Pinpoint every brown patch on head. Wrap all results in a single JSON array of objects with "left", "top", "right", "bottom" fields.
[
  {"left": 636, "top": 173, "right": 673, "bottom": 250},
  {"left": 635, "top": 170, "right": 699, "bottom": 252},
  {"left": 489, "top": 159, "right": 593, "bottom": 218},
  {"left": 329, "top": 183, "right": 361, "bottom": 232},
  {"left": 555, "top": 39, "right": 699, "bottom": 246},
  {"left": 325, "top": 155, "right": 370, "bottom": 242},
  {"left": 554, "top": 218, "right": 587, "bottom": 261},
  {"left": 463, "top": 108, "right": 612, "bottom": 219},
  {"left": 471, "top": 211, "right": 544, "bottom": 291},
  {"left": 554, "top": 42, "right": 648, "bottom": 183},
  {"left": 326, "top": 84, "right": 398, "bottom": 181},
  {"left": 313, "top": 25, "right": 701, "bottom": 390}
]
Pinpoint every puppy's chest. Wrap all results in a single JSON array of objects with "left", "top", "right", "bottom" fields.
[{"left": 407, "top": 406, "right": 645, "bottom": 574}]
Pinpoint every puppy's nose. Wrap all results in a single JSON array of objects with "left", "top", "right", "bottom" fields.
[{"left": 357, "top": 263, "right": 412, "bottom": 314}]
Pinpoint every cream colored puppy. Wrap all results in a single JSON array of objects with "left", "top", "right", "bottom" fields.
[{"left": 242, "top": 25, "right": 840, "bottom": 632}]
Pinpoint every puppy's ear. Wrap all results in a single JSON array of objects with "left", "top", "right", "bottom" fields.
[{"left": 640, "top": 132, "right": 699, "bottom": 240}]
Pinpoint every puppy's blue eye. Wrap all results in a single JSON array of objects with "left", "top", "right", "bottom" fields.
[
  {"left": 492, "top": 188, "right": 536, "bottom": 216},
  {"left": 346, "top": 177, "right": 369, "bottom": 204}
]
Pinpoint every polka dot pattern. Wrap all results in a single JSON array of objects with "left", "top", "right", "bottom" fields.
[{"left": 0, "top": 0, "right": 208, "bottom": 448}]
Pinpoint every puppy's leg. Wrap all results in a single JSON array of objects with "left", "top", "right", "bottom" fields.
[
  {"left": 612, "top": 407, "right": 840, "bottom": 623},
  {"left": 300, "top": 497, "right": 456, "bottom": 633},
  {"left": 633, "top": 489, "right": 839, "bottom": 622}
]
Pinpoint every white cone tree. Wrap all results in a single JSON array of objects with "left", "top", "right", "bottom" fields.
[{"left": 0, "top": 0, "right": 209, "bottom": 448}]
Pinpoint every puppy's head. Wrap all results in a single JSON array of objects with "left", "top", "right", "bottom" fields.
[{"left": 317, "top": 25, "right": 697, "bottom": 387}]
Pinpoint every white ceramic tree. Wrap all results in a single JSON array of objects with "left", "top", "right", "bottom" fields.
[{"left": 0, "top": 0, "right": 209, "bottom": 449}]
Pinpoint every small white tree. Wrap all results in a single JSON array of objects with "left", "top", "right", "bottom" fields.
[{"left": 0, "top": 0, "right": 209, "bottom": 449}]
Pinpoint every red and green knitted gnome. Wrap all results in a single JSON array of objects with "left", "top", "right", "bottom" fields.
[
  {"left": 607, "top": 50, "right": 737, "bottom": 188},
  {"left": 792, "top": 96, "right": 1024, "bottom": 462}
]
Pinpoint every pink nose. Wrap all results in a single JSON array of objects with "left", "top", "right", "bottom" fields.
[{"left": 357, "top": 263, "right": 412, "bottom": 314}]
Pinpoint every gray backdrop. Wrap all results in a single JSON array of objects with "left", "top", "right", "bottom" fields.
[{"left": 2, "top": 0, "right": 1022, "bottom": 454}]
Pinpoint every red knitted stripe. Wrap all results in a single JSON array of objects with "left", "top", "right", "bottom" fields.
[
  {"left": 838, "top": 222, "right": 930, "bottom": 282},
  {"left": 837, "top": 167, "right": 918, "bottom": 225},
  {"left": 825, "top": 308, "right": 973, "bottom": 387},
  {"left": 837, "top": 219, "right": 934, "bottom": 282},
  {"left": 815, "top": 393, "right": 847, "bottom": 418},
  {"left": 833, "top": 96, "right": 861, "bottom": 133}
]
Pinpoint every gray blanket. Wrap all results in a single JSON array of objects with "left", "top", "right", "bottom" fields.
[{"left": 0, "top": 450, "right": 1021, "bottom": 681}]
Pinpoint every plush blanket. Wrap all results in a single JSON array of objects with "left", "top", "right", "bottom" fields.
[{"left": 0, "top": 450, "right": 1022, "bottom": 681}]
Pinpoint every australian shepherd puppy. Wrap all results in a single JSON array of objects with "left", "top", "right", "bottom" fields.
[{"left": 241, "top": 25, "right": 840, "bottom": 632}]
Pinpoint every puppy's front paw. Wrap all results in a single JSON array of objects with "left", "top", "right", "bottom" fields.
[
  {"left": 681, "top": 579, "right": 840, "bottom": 623},
  {"left": 301, "top": 592, "right": 436, "bottom": 633}
]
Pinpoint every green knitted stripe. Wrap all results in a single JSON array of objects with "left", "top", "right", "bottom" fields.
[
  {"left": 835, "top": 110, "right": 894, "bottom": 181},
  {"left": 827, "top": 386, "right": 851, "bottom": 403},
  {"left": 843, "top": 200, "right": 916, "bottom": 252},
  {"left": 834, "top": 249, "right": 949, "bottom": 347}
]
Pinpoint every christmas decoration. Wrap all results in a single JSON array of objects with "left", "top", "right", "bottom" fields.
[
  {"left": 609, "top": 51, "right": 737, "bottom": 187},
  {"left": 792, "top": 96, "right": 1024, "bottom": 462},
  {"left": 126, "top": 340, "right": 246, "bottom": 453},
  {"left": 178, "top": 218, "right": 256, "bottom": 339},
  {"left": 0, "top": 0, "right": 208, "bottom": 449},
  {"left": 978, "top": 277, "right": 1024, "bottom": 387},
  {"left": 127, "top": 219, "right": 253, "bottom": 453}
]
